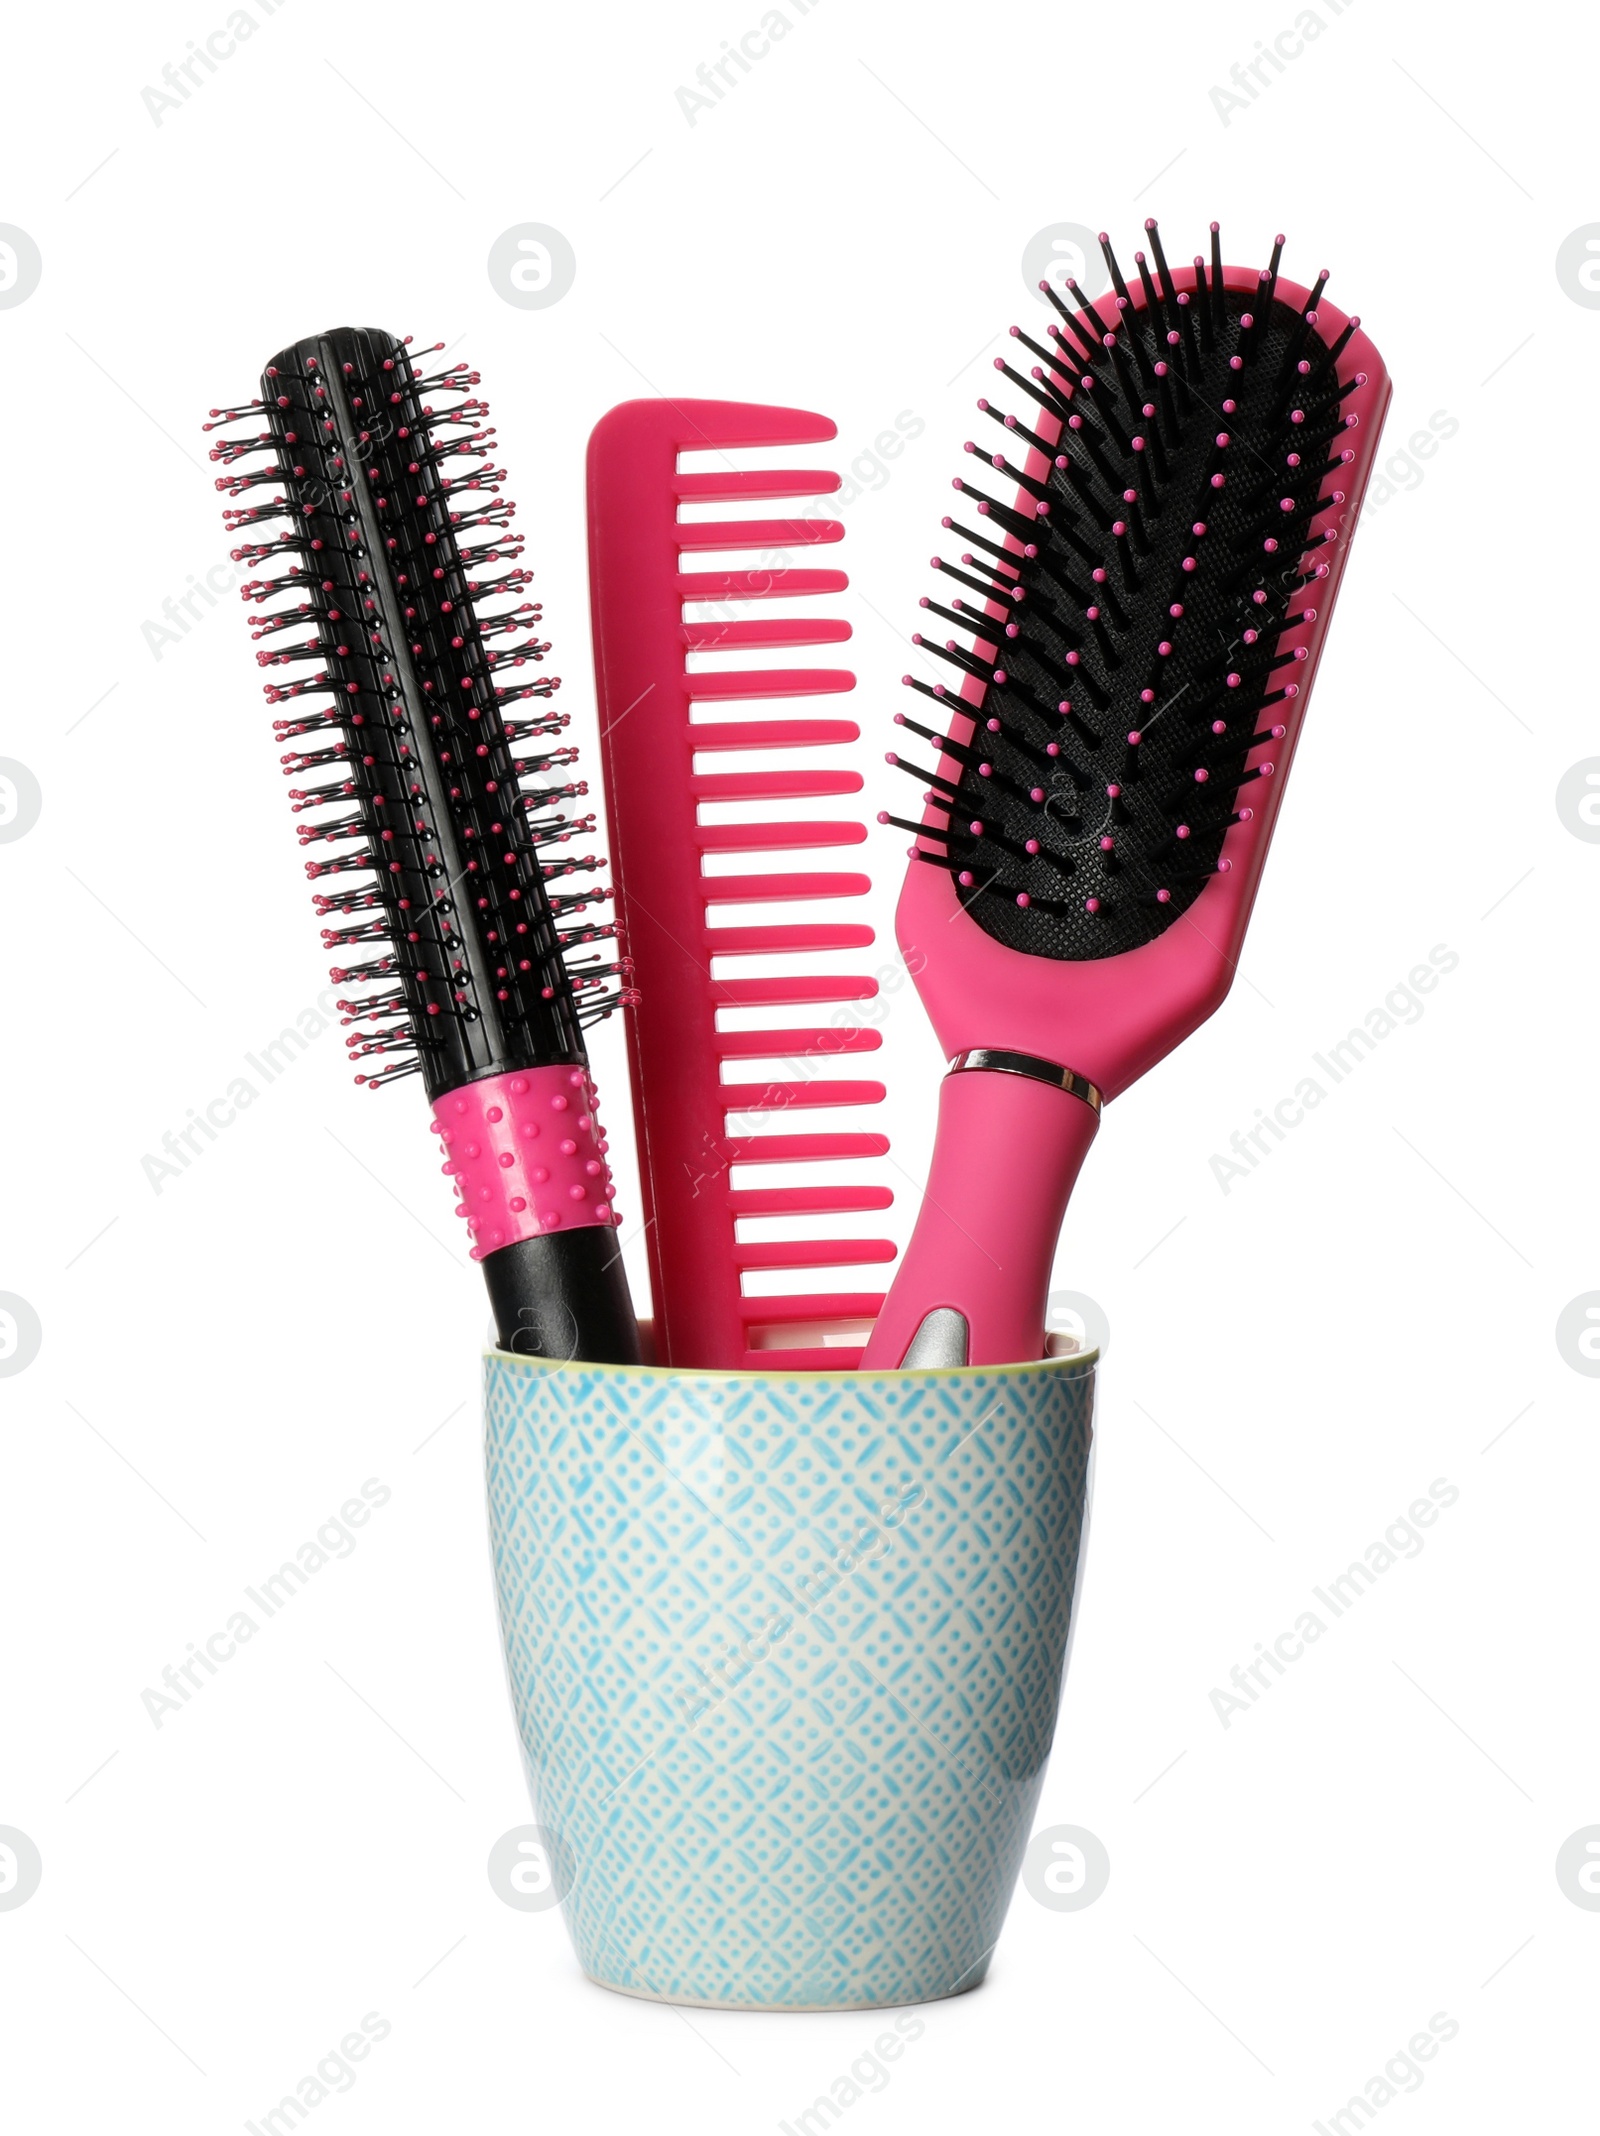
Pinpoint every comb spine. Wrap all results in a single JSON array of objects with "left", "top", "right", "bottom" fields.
[{"left": 590, "top": 404, "right": 749, "bottom": 1371}]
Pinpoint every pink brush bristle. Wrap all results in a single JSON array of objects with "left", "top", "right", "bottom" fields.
[{"left": 587, "top": 400, "right": 894, "bottom": 1371}]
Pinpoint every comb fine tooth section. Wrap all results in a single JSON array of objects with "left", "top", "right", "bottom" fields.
[{"left": 589, "top": 400, "right": 895, "bottom": 1369}]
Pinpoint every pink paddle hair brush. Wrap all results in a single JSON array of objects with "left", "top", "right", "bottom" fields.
[{"left": 863, "top": 222, "right": 1391, "bottom": 1369}]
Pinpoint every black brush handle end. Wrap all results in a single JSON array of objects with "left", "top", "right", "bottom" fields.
[{"left": 483, "top": 1229, "right": 642, "bottom": 1366}]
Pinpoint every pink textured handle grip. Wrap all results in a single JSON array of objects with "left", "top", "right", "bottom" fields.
[
  {"left": 432, "top": 1065, "right": 619, "bottom": 1261},
  {"left": 862, "top": 1069, "right": 1100, "bottom": 1369}
]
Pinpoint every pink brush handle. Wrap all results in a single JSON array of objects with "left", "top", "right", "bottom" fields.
[{"left": 862, "top": 1065, "right": 1101, "bottom": 1369}]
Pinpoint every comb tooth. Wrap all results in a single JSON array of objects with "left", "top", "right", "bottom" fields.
[
  {"left": 707, "top": 924, "right": 875, "bottom": 955},
  {"left": 699, "top": 871, "right": 869, "bottom": 903},
  {"left": 687, "top": 667, "right": 855, "bottom": 701},
  {"left": 677, "top": 568, "right": 848, "bottom": 600},
  {"left": 713, "top": 978, "right": 878, "bottom": 1009},
  {"left": 724, "top": 1132, "right": 888, "bottom": 1160},
  {"left": 695, "top": 820, "right": 867, "bottom": 852},
  {"left": 691, "top": 720, "right": 860, "bottom": 750},
  {"left": 676, "top": 517, "right": 843, "bottom": 552},
  {"left": 736, "top": 1294, "right": 885, "bottom": 1323},
  {"left": 692, "top": 769, "right": 861, "bottom": 803},
  {"left": 674, "top": 468, "right": 840, "bottom": 500},
  {"left": 723, "top": 1079, "right": 886, "bottom": 1111},
  {"left": 740, "top": 1347, "right": 866, "bottom": 1371},
  {"left": 728, "top": 1185, "right": 893, "bottom": 1216},
  {"left": 713, "top": 1026, "right": 881, "bottom": 1058},
  {"left": 682, "top": 618, "right": 851, "bottom": 652},
  {"left": 733, "top": 1239, "right": 897, "bottom": 1270}
]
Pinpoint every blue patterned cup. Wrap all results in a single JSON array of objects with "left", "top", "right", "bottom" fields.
[{"left": 484, "top": 1347, "right": 1096, "bottom": 2010}]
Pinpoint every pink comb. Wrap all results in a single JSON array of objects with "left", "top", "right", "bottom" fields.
[{"left": 587, "top": 400, "right": 894, "bottom": 1371}]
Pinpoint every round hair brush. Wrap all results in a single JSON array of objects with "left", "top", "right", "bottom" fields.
[
  {"left": 864, "top": 223, "right": 1391, "bottom": 1369},
  {"left": 207, "top": 328, "right": 640, "bottom": 1363}
]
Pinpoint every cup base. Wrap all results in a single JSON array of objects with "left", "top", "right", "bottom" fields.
[{"left": 581, "top": 1962, "right": 991, "bottom": 2014}]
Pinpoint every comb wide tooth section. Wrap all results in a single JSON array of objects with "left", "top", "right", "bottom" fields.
[{"left": 590, "top": 400, "right": 895, "bottom": 1368}]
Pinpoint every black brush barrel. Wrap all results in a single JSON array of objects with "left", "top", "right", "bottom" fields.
[{"left": 483, "top": 1230, "right": 643, "bottom": 1365}]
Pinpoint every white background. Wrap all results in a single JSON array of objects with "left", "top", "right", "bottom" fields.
[{"left": 2, "top": 0, "right": 1596, "bottom": 2128}]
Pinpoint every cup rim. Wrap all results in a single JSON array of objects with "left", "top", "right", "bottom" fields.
[{"left": 482, "top": 1343, "right": 1099, "bottom": 1384}]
